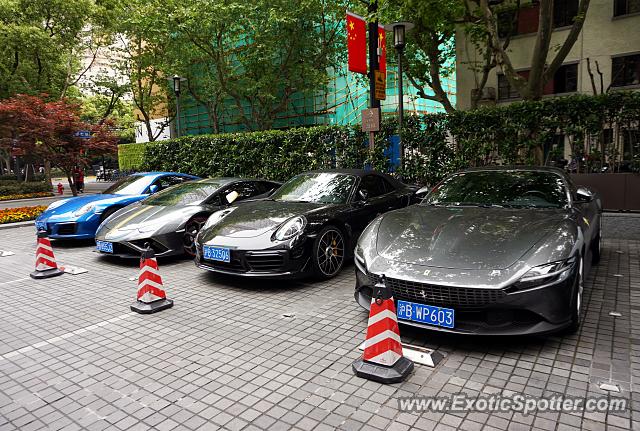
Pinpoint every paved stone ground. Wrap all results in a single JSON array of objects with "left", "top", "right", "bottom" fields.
[{"left": 0, "top": 225, "right": 637, "bottom": 431}]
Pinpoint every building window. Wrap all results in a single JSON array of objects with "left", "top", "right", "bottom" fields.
[
  {"left": 615, "top": 0, "right": 640, "bottom": 16},
  {"left": 498, "top": 74, "right": 521, "bottom": 100},
  {"left": 554, "top": 63, "right": 578, "bottom": 93},
  {"left": 611, "top": 54, "right": 640, "bottom": 87},
  {"left": 553, "top": 0, "right": 579, "bottom": 27},
  {"left": 498, "top": 4, "right": 540, "bottom": 37},
  {"left": 622, "top": 129, "right": 640, "bottom": 160}
]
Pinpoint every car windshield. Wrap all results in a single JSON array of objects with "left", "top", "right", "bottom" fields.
[
  {"left": 102, "top": 175, "right": 151, "bottom": 195},
  {"left": 424, "top": 170, "right": 569, "bottom": 208},
  {"left": 271, "top": 173, "right": 356, "bottom": 204},
  {"left": 142, "top": 181, "right": 224, "bottom": 206}
]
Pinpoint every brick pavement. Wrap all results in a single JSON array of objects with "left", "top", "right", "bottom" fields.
[{"left": 0, "top": 225, "right": 637, "bottom": 430}]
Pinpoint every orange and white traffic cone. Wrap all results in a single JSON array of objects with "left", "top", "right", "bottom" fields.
[
  {"left": 130, "top": 245, "right": 173, "bottom": 314},
  {"left": 352, "top": 275, "right": 414, "bottom": 383},
  {"left": 30, "top": 231, "right": 64, "bottom": 279}
]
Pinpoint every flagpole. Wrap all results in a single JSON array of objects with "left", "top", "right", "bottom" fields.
[{"left": 367, "top": 0, "right": 379, "bottom": 152}]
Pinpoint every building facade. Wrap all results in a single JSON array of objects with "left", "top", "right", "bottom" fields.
[{"left": 455, "top": 0, "right": 640, "bottom": 110}]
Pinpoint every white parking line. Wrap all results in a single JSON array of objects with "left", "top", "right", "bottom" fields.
[
  {"left": 0, "top": 277, "right": 30, "bottom": 286},
  {"left": 0, "top": 313, "right": 132, "bottom": 362}
]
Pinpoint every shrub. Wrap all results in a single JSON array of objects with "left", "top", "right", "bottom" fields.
[
  {"left": 0, "top": 192, "right": 54, "bottom": 201},
  {"left": 0, "top": 181, "right": 52, "bottom": 197},
  {"left": 120, "top": 92, "right": 640, "bottom": 184}
]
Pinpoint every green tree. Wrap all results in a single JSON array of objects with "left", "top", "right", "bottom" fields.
[
  {"left": 0, "top": 0, "right": 117, "bottom": 99},
  {"left": 167, "top": 0, "right": 344, "bottom": 131}
]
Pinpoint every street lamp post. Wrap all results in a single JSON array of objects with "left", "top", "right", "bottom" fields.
[
  {"left": 384, "top": 22, "right": 414, "bottom": 172},
  {"left": 170, "top": 75, "right": 187, "bottom": 138}
]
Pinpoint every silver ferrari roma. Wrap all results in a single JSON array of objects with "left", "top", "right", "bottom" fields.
[
  {"left": 354, "top": 166, "right": 602, "bottom": 335},
  {"left": 95, "top": 178, "right": 280, "bottom": 258}
]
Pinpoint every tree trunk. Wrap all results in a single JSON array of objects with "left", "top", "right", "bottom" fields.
[{"left": 66, "top": 174, "right": 77, "bottom": 197}]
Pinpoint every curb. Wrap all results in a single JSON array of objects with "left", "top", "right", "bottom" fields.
[
  {"left": 0, "top": 195, "right": 63, "bottom": 204},
  {"left": 0, "top": 221, "right": 34, "bottom": 231}
]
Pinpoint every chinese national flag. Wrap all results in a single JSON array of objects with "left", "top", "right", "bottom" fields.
[
  {"left": 378, "top": 25, "right": 386, "bottom": 77},
  {"left": 347, "top": 12, "right": 367, "bottom": 74}
]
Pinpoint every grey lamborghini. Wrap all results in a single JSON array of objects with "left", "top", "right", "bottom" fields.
[
  {"left": 354, "top": 166, "right": 602, "bottom": 335},
  {"left": 94, "top": 178, "right": 281, "bottom": 258}
]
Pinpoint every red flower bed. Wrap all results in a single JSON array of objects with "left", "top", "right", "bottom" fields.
[{"left": 0, "top": 205, "right": 47, "bottom": 224}]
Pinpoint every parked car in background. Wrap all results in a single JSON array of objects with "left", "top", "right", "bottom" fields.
[
  {"left": 35, "top": 172, "right": 199, "bottom": 239},
  {"left": 95, "top": 178, "right": 281, "bottom": 258},
  {"left": 354, "top": 166, "right": 602, "bottom": 335},
  {"left": 194, "top": 169, "right": 416, "bottom": 279}
]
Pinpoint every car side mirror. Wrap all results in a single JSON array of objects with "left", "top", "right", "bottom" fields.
[
  {"left": 415, "top": 185, "right": 431, "bottom": 199},
  {"left": 575, "top": 187, "right": 594, "bottom": 203},
  {"left": 226, "top": 190, "right": 239, "bottom": 204},
  {"left": 149, "top": 184, "right": 159, "bottom": 194},
  {"left": 357, "top": 189, "right": 368, "bottom": 203}
]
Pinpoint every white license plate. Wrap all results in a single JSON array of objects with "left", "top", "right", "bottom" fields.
[
  {"left": 397, "top": 300, "right": 455, "bottom": 329},
  {"left": 96, "top": 240, "right": 113, "bottom": 253},
  {"left": 203, "top": 245, "right": 230, "bottom": 262}
]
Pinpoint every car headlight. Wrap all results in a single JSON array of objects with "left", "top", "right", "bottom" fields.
[
  {"left": 274, "top": 216, "right": 306, "bottom": 241},
  {"left": 511, "top": 257, "right": 576, "bottom": 292},
  {"left": 203, "top": 207, "right": 236, "bottom": 230},
  {"left": 73, "top": 204, "right": 96, "bottom": 217}
]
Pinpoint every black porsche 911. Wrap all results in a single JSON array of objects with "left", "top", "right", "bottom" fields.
[{"left": 194, "top": 169, "right": 416, "bottom": 279}]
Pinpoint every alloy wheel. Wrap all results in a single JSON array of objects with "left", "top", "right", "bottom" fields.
[
  {"left": 183, "top": 217, "right": 207, "bottom": 257},
  {"left": 316, "top": 229, "right": 344, "bottom": 277}
]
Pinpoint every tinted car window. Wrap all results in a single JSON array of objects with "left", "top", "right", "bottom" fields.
[
  {"left": 218, "top": 182, "right": 261, "bottom": 204},
  {"left": 102, "top": 175, "right": 151, "bottom": 195},
  {"left": 359, "top": 175, "right": 387, "bottom": 198},
  {"left": 425, "top": 171, "right": 568, "bottom": 208},
  {"left": 271, "top": 173, "right": 356, "bottom": 204},
  {"left": 142, "top": 181, "right": 224, "bottom": 206}
]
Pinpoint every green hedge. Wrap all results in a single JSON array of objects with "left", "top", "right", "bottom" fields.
[
  {"left": 120, "top": 92, "right": 640, "bottom": 184},
  {"left": 0, "top": 181, "right": 52, "bottom": 196},
  {"left": 118, "top": 142, "right": 148, "bottom": 170}
]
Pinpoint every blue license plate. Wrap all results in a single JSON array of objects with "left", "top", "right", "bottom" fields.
[
  {"left": 397, "top": 300, "right": 455, "bottom": 329},
  {"left": 96, "top": 240, "right": 113, "bottom": 253},
  {"left": 203, "top": 245, "right": 231, "bottom": 263},
  {"left": 35, "top": 221, "right": 46, "bottom": 231}
]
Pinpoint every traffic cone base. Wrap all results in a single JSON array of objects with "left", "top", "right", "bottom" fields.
[
  {"left": 353, "top": 275, "right": 415, "bottom": 384},
  {"left": 31, "top": 231, "right": 64, "bottom": 279},
  {"left": 30, "top": 267, "right": 64, "bottom": 279},
  {"left": 131, "top": 246, "right": 173, "bottom": 314},
  {"left": 352, "top": 356, "right": 414, "bottom": 384},
  {"left": 130, "top": 298, "right": 173, "bottom": 314}
]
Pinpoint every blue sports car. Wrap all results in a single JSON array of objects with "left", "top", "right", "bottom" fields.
[{"left": 35, "top": 172, "right": 199, "bottom": 239}]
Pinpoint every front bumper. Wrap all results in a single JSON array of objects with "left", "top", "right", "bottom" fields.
[
  {"left": 194, "top": 237, "right": 312, "bottom": 279},
  {"left": 354, "top": 264, "right": 577, "bottom": 336},
  {"left": 95, "top": 231, "right": 184, "bottom": 259},
  {"left": 36, "top": 216, "right": 101, "bottom": 240}
]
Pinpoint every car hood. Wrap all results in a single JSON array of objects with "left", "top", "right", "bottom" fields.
[
  {"left": 40, "top": 194, "right": 140, "bottom": 217},
  {"left": 202, "top": 200, "right": 328, "bottom": 239},
  {"left": 102, "top": 203, "right": 205, "bottom": 233},
  {"left": 376, "top": 206, "right": 569, "bottom": 270}
]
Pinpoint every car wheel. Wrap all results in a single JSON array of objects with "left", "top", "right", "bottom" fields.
[
  {"left": 312, "top": 225, "right": 345, "bottom": 280},
  {"left": 591, "top": 217, "right": 602, "bottom": 265},
  {"left": 99, "top": 207, "right": 120, "bottom": 224},
  {"left": 567, "top": 256, "right": 584, "bottom": 334},
  {"left": 183, "top": 216, "right": 208, "bottom": 257}
]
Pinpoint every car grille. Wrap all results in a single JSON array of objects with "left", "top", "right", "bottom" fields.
[
  {"left": 200, "top": 258, "right": 246, "bottom": 272},
  {"left": 368, "top": 274, "right": 506, "bottom": 309},
  {"left": 245, "top": 252, "right": 285, "bottom": 272},
  {"left": 56, "top": 223, "right": 77, "bottom": 235}
]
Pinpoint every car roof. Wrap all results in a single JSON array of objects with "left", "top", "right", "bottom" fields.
[
  {"left": 304, "top": 168, "right": 392, "bottom": 178},
  {"left": 461, "top": 165, "right": 566, "bottom": 175},
  {"left": 192, "top": 177, "right": 277, "bottom": 185},
  {"left": 133, "top": 171, "right": 197, "bottom": 177}
]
